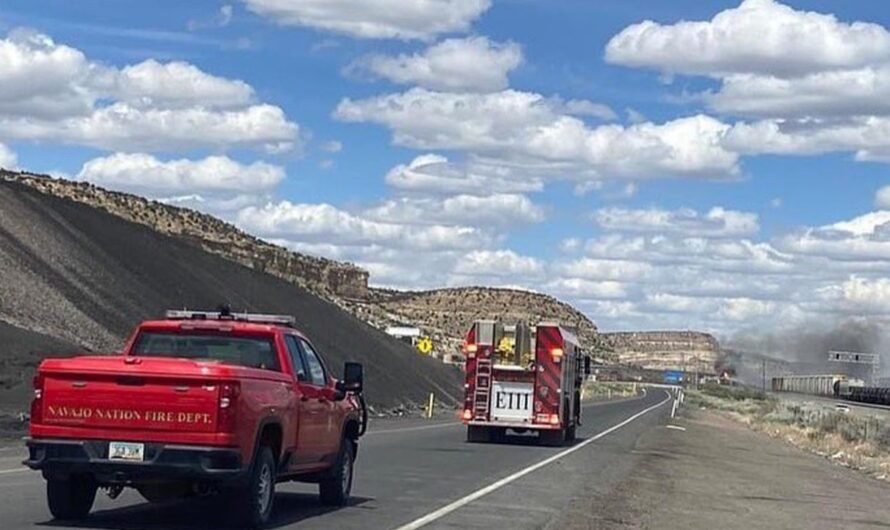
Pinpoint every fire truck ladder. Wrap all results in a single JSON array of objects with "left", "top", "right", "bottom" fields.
[{"left": 473, "top": 358, "right": 493, "bottom": 420}]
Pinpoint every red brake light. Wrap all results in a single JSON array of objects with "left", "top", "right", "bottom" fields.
[
  {"left": 549, "top": 413, "right": 560, "bottom": 425},
  {"left": 218, "top": 382, "right": 240, "bottom": 432},
  {"left": 462, "top": 409, "right": 472, "bottom": 421}
]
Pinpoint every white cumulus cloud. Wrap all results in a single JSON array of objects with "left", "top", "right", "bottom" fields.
[
  {"left": 335, "top": 88, "right": 738, "bottom": 181},
  {"left": 236, "top": 200, "right": 486, "bottom": 251},
  {"left": 453, "top": 249, "right": 543, "bottom": 277},
  {"left": 364, "top": 193, "right": 544, "bottom": 227},
  {"left": 0, "top": 142, "right": 17, "bottom": 168},
  {"left": 77, "top": 153, "right": 284, "bottom": 194},
  {"left": 385, "top": 154, "right": 544, "bottom": 195},
  {"left": 605, "top": 0, "right": 890, "bottom": 78},
  {"left": 593, "top": 206, "right": 760, "bottom": 238},
  {"left": 351, "top": 36, "right": 522, "bottom": 92},
  {"left": 0, "top": 29, "right": 299, "bottom": 153},
  {"left": 76, "top": 153, "right": 285, "bottom": 213},
  {"left": 242, "top": 0, "right": 491, "bottom": 40}
]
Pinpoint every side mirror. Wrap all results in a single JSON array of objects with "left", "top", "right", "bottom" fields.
[
  {"left": 338, "top": 362, "right": 363, "bottom": 393},
  {"left": 583, "top": 356, "right": 592, "bottom": 377}
]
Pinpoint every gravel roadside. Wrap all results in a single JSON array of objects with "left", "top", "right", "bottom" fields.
[{"left": 552, "top": 410, "right": 890, "bottom": 529}]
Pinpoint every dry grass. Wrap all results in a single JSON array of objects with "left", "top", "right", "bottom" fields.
[
  {"left": 582, "top": 381, "right": 643, "bottom": 401},
  {"left": 687, "top": 384, "right": 890, "bottom": 482}
]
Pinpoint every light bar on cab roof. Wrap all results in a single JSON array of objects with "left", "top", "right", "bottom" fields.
[{"left": 165, "top": 309, "right": 296, "bottom": 326}]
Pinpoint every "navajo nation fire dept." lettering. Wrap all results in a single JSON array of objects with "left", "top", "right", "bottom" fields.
[{"left": 46, "top": 405, "right": 213, "bottom": 424}]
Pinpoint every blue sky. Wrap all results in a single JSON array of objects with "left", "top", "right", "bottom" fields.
[{"left": 3, "top": 0, "right": 890, "bottom": 335}]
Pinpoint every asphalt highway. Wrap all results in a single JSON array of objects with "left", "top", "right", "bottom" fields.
[{"left": 1, "top": 389, "right": 672, "bottom": 530}]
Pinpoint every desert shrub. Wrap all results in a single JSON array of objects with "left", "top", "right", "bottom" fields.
[{"left": 700, "top": 383, "right": 769, "bottom": 402}]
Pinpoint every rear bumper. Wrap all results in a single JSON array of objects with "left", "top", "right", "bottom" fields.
[
  {"left": 464, "top": 420, "right": 563, "bottom": 430},
  {"left": 24, "top": 438, "right": 244, "bottom": 483}
]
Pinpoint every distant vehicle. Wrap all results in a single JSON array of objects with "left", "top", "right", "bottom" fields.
[
  {"left": 24, "top": 309, "right": 367, "bottom": 528},
  {"left": 461, "top": 320, "right": 590, "bottom": 446}
]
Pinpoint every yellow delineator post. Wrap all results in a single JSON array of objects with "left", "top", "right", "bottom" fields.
[{"left": 426, "top": 393, "right": 435, "bottom": 418}]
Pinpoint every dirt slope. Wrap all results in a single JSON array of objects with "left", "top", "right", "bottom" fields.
[{"left": 0, "top": 179, "right": 462, "bottom": 414}]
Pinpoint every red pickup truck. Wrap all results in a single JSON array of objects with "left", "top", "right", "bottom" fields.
[{"left": 24, "top": 309, "right": 367, "bottom": 528}]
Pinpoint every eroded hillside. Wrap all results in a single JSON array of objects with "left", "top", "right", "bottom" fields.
[{"left": 0, "top": 177, "right": 462, "bottom": 416}]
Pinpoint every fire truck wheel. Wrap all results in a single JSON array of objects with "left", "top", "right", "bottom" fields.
[
  {"left": 466, "top": 426, "right": 491, "bottom": 443},
  {"left": 539, "top": 429, "right": 566, "bottom": 447},
  {"left": 565, "top": 425, "right": 577, "bottom": 442},
  {"left": 46, "top": 474, "right": 97, "bottom": 520},
  {"left": 320, "top": 438, "right": 355, "bottom": 506}
]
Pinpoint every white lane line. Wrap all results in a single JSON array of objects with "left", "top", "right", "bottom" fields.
[
  {"left": 0, "top": 468, "right": 27, "bottom": 475},
  {"left": 666, "top": 425, "right": 686, "bottom": 431},
  {"left": 393, "top": 391, "right": 672, "bottom": 530}
]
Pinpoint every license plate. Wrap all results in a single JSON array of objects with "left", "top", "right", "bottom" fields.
[{"left": 108, "top": 441, "right": 145, "bottom": 461}]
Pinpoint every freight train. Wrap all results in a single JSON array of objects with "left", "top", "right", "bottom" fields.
[{"left": 771, "top": 374, "right": 890, "bottom": 406}]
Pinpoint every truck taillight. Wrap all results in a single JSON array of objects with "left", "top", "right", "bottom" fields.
[
  {"left": 462, "top": 409, "right": 472, "bottom": 421},
  {"left": 551, "top": 348, "right": 564, "bottom": 362},
  {"left": 218, "top": 382, "right": 240, "bottom": 432},
  {"left": 549, "top": 413, "right": 560, "bottom": 425},
  {"left": 30, "top": 374, "right": 45, "bottom": 424}
]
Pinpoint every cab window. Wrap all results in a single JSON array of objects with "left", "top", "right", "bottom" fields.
[
  {"left": 284, "top": 335, "right": 308, "bottom": 382},
  {"left": 298, "top": 339, "right": 327, "bottom": 386},
  {"left": 133, "top": 331, "right": 279, "bottom": 372}
]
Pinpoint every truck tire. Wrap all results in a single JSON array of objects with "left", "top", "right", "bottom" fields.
[
  {"left": 320, "top": 438, "right": 355, "bottom": 506},
  {"left": 235, "top": 445, "right": 276, "bottom": 528},
  {"left": 539, "top": 428, "right": 566, "bottom": 447},
  {"left": 46, "top": 475, "right": 97, "bottom": 520},
  {"left": 466, "top": 426, "right": 491, "bottom": 443}
]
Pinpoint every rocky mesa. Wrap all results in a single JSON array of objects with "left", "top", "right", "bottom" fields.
[
  {"left": 348, "top": 287, "right": 603, "bottom": 360},
  {"left": 601, "top": 331, "right": 721, "bottom": 374}
]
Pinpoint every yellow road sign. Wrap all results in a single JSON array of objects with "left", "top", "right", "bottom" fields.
[{"left": 416, "top": 336, "right": 433, "bottom": 355}]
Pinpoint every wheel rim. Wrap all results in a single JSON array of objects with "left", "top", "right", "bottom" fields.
[
  {"left": 258, "top": 463, "right": 272, "bottom": 515},
  {"left": 341, "top": 448, "right": 352, "bottom": 496}
]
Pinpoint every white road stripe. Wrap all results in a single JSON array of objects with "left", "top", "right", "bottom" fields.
[
  {"left": 0, "top": 468, "right": 27, "bottom": 475},
  {"left": 393, "top": 390, "right": 672, "bottom": 530},
  {"left": 666, "top": 425, "right": 686, "bottom": 431}
]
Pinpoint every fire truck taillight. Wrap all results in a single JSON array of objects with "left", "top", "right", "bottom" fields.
[
  {"left": 31, "top": 374, "right": 45, "bottom": 423},
  {"left": 464, "top": 343, "right": 477, "bottom": 358},
  {"left": 549, "top": 414, "right": 560, "bottom": 425},
  {"left": 551, "top": 348, "right": 564, "bottom": 362},
  {"left": 462, "top": 409, "right": 472, "bottom": 421},
  {"left": 218, "top": 382, "right": 240, "bottom": 432}
]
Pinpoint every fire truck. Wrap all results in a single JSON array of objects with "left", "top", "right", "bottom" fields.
[{"left": 461, "top": 320, "right": 590, "bottom": 446}]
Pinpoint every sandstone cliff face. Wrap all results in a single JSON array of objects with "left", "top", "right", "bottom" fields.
[
  {"left": 1, "top": 171, "right": 368, "bottom": 299},
  {"left": 601, "top": 331, "right": 720, "bottom": 374},
  {"left": 347, "top": 287, "right": 602, "bottom": 359}
]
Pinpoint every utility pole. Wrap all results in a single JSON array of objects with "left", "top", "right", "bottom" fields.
[{"left": 761, "top": 358, "right": 766, "bottom": 392}]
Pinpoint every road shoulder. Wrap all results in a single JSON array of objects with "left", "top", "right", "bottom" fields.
[{"left": 552, "top": 410, "right": 890, "bottom": 529}]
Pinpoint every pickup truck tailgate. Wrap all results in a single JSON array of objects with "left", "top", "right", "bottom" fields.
[{"left": 40, "top": 357, "right": 221, "bottom": 433}]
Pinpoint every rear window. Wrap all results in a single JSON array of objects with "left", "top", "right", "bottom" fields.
[{"left": 132, "top": 332, "right": 280, "bottom": 372}]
